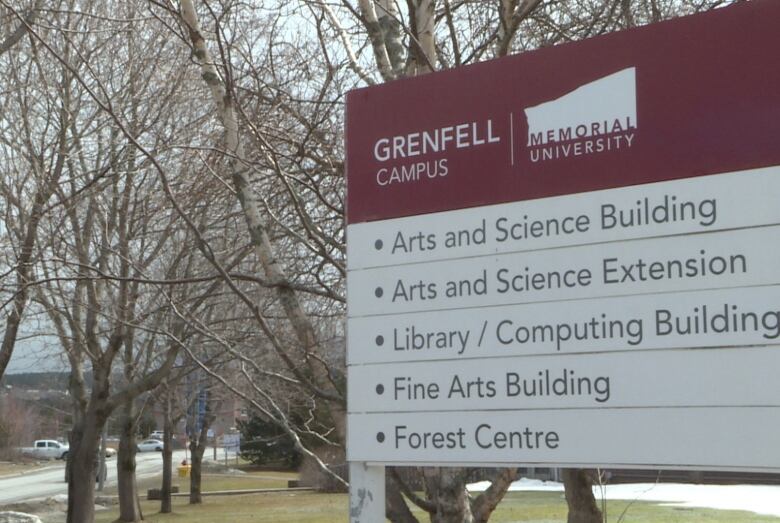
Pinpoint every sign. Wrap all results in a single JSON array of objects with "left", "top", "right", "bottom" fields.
[
  {"left": 346, "top": 2, "right": 780, "bottom": 224},
  {"left": 345, "top": 1, "right": 780, "bottom": 472},
  {"left": 222, "top": 433, "right": 240, "bottom": 452}
]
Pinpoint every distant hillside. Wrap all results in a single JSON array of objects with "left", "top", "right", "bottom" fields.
[{"left": 1, "top": 372, "right": 72, "bottom": 391}]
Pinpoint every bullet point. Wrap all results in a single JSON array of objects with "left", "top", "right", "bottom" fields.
[
  {"left": 376, "top": 432, "right": 385, "bottom": 443},
  {"left": 375, "top": 335, "right": 384, "bottom": 346},
  {"left": 374, "top": 287, "right": 383, "bottom": 298},
  {"left": 376, "top": 384, "right": 384, "bottom": 395},
  {"left": 374, "top": 239, "right": 383, "bottom": 250}
]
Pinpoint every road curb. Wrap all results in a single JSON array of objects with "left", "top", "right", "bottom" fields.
[{"left": 162, "top": 487, "right": 314, "bottom": 499}]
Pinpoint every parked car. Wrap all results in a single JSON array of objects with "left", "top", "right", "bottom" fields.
[
  {"left": 104, "top": 447, "right": 117, "bottom": 458},
  {"left": 19, "top": 440, "right": 69, "bottom": 460},
  {"left": 149, "top": 430, "right": 165, "bottom": 440},
  {"left": 136, "top": 439, "right": 164, "bottom": 452}
]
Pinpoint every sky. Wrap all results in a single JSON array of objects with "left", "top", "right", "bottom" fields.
[{"left": 5, "top": 334, "right": 67, "bottom": 374}]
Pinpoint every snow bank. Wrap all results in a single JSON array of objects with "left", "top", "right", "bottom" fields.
[{"left": 467, "top": 478, "right": 780, "bottom": 517}]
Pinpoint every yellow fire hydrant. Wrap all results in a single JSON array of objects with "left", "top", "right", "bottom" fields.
[{"left": 177, "top": 459, "right": 191, "bottom": 478}]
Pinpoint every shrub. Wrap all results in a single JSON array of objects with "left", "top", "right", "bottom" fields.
[{"left": 237, "top": 414, "right": 302, "bottom": 468}]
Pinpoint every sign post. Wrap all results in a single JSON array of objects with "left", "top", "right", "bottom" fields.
[
  {"left": 346, "top": 1, "right": 780, "bottom": 519},
  {"left": 349, "top": 463, "right": 385, "bottom": 523}
]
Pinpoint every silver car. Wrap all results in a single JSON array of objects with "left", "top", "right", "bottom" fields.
[{"left": 136, "top": 439, "right": 164, "bottom": 452}]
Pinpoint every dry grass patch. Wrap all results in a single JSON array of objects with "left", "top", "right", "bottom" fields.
[{"left": 0, "top": 461, "right": 45, "bottom": 477}]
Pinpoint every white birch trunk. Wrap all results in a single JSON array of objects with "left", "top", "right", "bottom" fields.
[{"left": 178, "top": 0, "right": 346, "bottom": 441}]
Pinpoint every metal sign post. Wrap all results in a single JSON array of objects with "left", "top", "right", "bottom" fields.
[{"left": 349, "top": 463, "right": 385, "bottom": 522}]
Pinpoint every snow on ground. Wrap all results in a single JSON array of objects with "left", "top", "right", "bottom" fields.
[{"left": 467, "top": 478, "right": 780, "bottom": 517}]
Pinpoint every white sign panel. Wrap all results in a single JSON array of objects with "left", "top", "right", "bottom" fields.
[
  {"left": 348, "top": 285, "right": 780, "bottom": 364},
  {"left": 348, "top": 346, "right": 780, "bottom": 412},
  {"left": 348, "top": 226, "right": 780, "bottom": 317},
  {"left": 346, "top": 172, "right": 780, "bottom": 470},
  {"left": 347, "top": 408, "right": 780, "bottom": 470},
  {"left": 348, "top": 167, "right": 780, "bottom": 270}
]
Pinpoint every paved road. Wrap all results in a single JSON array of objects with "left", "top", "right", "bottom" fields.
[{"left": 0, "top": 449, "right": 191, "bottom": 505}]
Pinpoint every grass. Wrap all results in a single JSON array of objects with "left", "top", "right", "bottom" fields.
[
  {"left": 95, "top": 491, "right": 344, "bottom": 523},
  {"left": 471, "top": 491, "right": 780, "bottom": 522},
  {"left": 92, "top": 478, "right": 780, "bottom": 523},
  {"left": 102, "top": 469, "right": 296, "bottom": 496}
]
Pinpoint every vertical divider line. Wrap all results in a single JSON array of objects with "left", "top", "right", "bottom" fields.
[{"left": 510, "top": 112, "right": 515, "bottom": 166}]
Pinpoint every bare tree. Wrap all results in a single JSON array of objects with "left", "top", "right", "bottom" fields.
[
  {"left": 0, "top": 0, "right": 68, "bottom": 381},
  {"left": 0, "top": 1, "right": 739, "bottom": 522},
  {"left": 0, "top": 2, "right": 219, "bottom": 519},
  {"left": 0, "top": 0, "right": 42, "bottom": 57}
]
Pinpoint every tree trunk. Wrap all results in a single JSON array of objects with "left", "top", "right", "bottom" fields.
[
  {"left": 562, "top": 469, "right": 603, "bottom": 523},
  {"left": 386, "top": 472, "right": 420, "bottom": 523},
  {"left": 471, "top": 468, "right": 519, "bottom": 523},
  {"left": 189, "top": 436, "right": 206, "bottom": 504},
  {"left": 161, "top": 387, "right": 174, "bottom": 513},
  {"left": 423, "top": 467, "right": 474, "bottom": 523},
  {"left": 189, "top": 387, "right": 216, "bottom": 505},
  {"left": 117, "top": 400, "right": 143, "bottom": 522},
  {"left": 66, "top": 409, "right": 103, "bottom": 523}
]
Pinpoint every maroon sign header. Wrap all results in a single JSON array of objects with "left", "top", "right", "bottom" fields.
[{"left": 345, "top": 1, "right": 780, "bottom": 225}]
